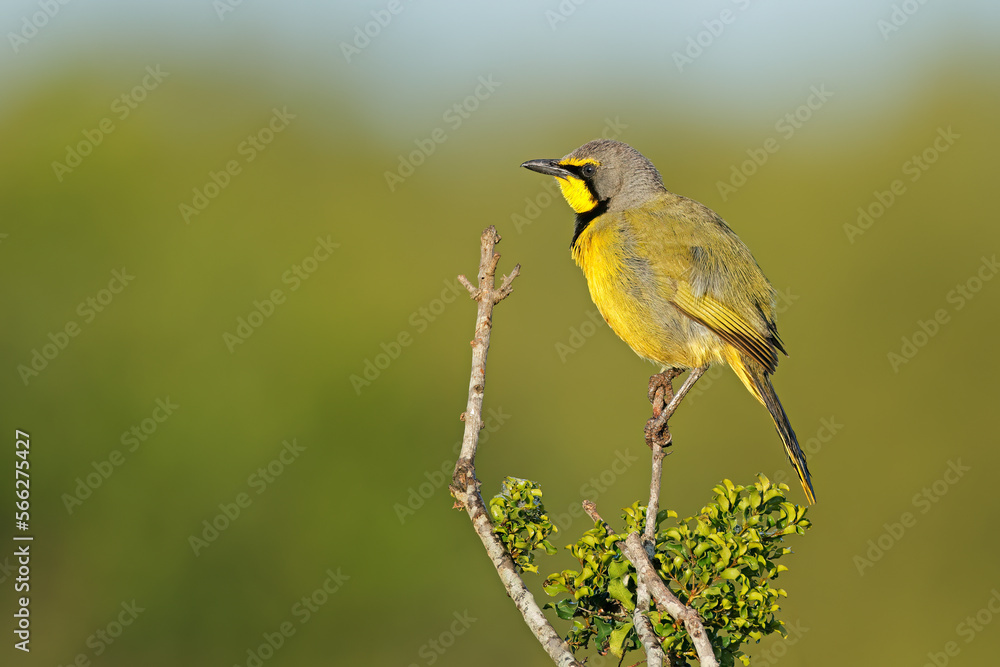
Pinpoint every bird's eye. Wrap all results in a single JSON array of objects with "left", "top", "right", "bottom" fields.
[{"left": 581, "top": 164, "right": 596, "bottom": 177}]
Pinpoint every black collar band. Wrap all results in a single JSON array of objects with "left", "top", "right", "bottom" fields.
[{"left": 570, "top": 199, "right": 609, "bottom": 248}]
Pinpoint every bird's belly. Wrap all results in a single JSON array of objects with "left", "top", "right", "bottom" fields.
[{"left": 576, "top": 238, "right": 724, "bottom": 369}]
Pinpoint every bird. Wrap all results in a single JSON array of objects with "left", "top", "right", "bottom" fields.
[{"left": 521, "top": 139, "right": 815, "bottom": 504}]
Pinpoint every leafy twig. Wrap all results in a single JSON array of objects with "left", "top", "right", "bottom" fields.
[
  {"left": 582, "top": 501, "right": 719, "bottom": 667},
  {"left": 621, "top": 533, "right": 719, "bottom": 667}
]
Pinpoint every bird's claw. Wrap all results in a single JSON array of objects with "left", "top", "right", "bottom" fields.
[{"left": 644, "top": 413, "right": 672, "bottom": 449}]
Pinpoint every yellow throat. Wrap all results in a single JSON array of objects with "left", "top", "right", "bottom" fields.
[{"left": 555, "top": 158, "right": 600, "bottom": 213}]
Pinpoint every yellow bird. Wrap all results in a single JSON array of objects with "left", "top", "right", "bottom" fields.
[{"left": 522, "top": 139, "right": 815, "bottom": 504}]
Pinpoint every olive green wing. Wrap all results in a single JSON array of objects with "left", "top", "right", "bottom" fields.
[
  {"left": 634, "top": 195, "right": 785, "bottom": 373},
  {"left": 671, "top": 284, "right": 780, "bottom": 373}
]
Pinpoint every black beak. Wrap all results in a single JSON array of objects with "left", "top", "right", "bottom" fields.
[{"left": 521, "top": 159, "right": 572, "bottom": 179}]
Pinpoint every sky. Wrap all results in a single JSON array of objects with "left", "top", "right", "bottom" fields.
[{"left": 3, "top": 1, "right": 999, "bottom": 135}]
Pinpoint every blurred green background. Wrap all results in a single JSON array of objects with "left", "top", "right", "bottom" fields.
[{"left": 2, "top": 2, "right": 999, "bottom": 665}]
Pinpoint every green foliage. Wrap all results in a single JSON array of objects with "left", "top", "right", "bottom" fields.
[
  {"left": 493, "top": 474, "right": 810, "bottom": 666},
  {"left": 490, "top": 477, "right": 558, "bottom": 573}
]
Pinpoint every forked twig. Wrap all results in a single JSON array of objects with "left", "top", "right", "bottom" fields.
[
  {"left": 450, "top": 226, "right": 581, "bottom": 667},
  {"left": 582, "top": 366, "right": 717, "bottom": 667},
  {"left": 582, "top": 502, "right": 719, "bottom": 667}
]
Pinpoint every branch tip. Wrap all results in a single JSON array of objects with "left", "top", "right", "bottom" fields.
[
  {"left": 452, "top": 228, "right": 581, "bottom": 667},
  {"left": 458, "top": 274, "right": 477, "bottom": 296}
]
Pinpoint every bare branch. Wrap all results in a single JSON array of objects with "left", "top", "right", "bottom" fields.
[
  {"left": 454, "top": 228, "right": 515, "bottom": 467},
  {"left": 451, "top": 226, "right": 582, "bottom": 667},
  {"left": 496, "top": 264, "right": 521, "bottom": 300},
  {"left": 644, "top": 367, "right": 707, "bottom": 447},
  {"left": 637, "top": 370, "right": 682, "bottom": 667},
  {"left": 643, "top": 370, "right": 679, "bottom": 544},
  {"left": 635, "top": 587, "right": 664, "bottom": 667},
  {"left": 581, "top": 500, "right": 606, "bottom": 528},
  {"left": 457, "top": 274, "right": 477, "bottom": 295}
]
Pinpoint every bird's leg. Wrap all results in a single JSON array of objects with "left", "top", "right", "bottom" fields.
[
  {"left": 661, "top": 366, "right": 707, "bottom": 422},
  {"left": 645, "top": 368, "right": 682, "bottom": 448},
  {"left": 644, "top": 366, "right": 708, "bottom": 448}
]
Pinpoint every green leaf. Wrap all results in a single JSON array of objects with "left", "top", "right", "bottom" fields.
[
  {"left": 608, "top": 577, "right": 635, "bottom": 611},
  {"left": 574, "top": 567, "right": 594, "bottom": 586},
  {"left": 609, "top": 622, "right": 634, "bottom": 657},
  {"left": 608, "top": 559, "right": 631, "bottom": 579},
  {"left": 656, "top": 508, "right": 678, "bottom": 523},
  {"left": 543, "top": 580, "right": 567, "bottom": 597},
  {"left": 553, "top": 598, "right": 576, "bottom": 620},
  {"left": 594, "top": 617, "right": 613, "bottom": 644}
]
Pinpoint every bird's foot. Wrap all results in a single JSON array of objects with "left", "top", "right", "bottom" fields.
[
  {"left": 645, "top": 369, "right": 680, "bottom": 449},
  {"left": 647, "top": 368, "right": 682, "bottom": 404},
  {"left": 644, "top": 413, "right": 672, "bottom": 449}
]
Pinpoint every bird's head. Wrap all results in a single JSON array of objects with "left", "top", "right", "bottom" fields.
[{"left": 521, "top": 139, "right": 666, "bottom": 216}]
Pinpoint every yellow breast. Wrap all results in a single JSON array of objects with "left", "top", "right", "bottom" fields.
[
  {"left": 571, "top": 214, "right": 726, "bottom": 369},
  {"left": 572, "top": 219, "right": 662, "bottom": 363}
]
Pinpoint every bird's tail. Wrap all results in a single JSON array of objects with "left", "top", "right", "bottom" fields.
[{"left": 727, "top": 351, "right": 816, "bottom": 504}]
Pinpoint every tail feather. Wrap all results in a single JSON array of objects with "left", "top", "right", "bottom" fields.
[{"left": 727, "top": 351, "right": 816, "bottom": 504}]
